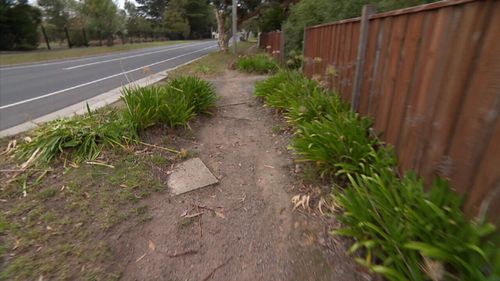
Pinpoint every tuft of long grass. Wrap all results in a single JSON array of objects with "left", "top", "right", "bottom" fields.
[
  {"left": 334, "top": 171, "right": 498, "bottom": 281},
  {"left": 16, "top": 109, "right": 135, "bottom": 164},
  {"left": 168, "top": 76, "right": 217, "bottom": 114},
  {"left": 254, "top": 71, "right": 498, "bottom": 281},
  {"left": 236, "top": 53, "right": 279, "bottom": 74},
  {"left": 291, "top": 113, "right": 395, "bottom": 178},
  {"left": 121, "top": 76, "right": 216, "bottom": 131}
]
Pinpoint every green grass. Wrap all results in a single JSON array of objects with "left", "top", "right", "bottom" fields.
[
  {"left": 15, "top": 107, "right": 135, "bottom": 164},
  {"left": 254, "top": 70, "right": 499, "bottom": 281},
  {"left": 0, "top": 40, "right": 187, "bottom": 66},
  {"left": 14, "top": 76, "right": 216, "bottom": 166},
  {"left": 0, "top": 149, "right": 166, "bottom": 280},
  {"left": 335, "top": 172, "right": 498, "bottom": 281},
  {"left": 167, "top": 41, "right": 256, "bottom": 77},
  {"left": 122, "top": 76, "right": 216, "bottom": 130},
  {"left": 235, "top": 53, "right": 279, "bottom": 74}
]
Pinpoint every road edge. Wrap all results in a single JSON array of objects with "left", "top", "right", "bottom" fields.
[{"left": 0, "top": 54, "right": 210, "bottom": 138}]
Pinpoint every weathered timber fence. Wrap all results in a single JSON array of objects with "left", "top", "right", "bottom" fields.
[
  {"left": 303, "top": 0, "right": 499, "bottom": 219},
  {"left": 259, "top": 31, "right": 284, "bottom": 63}
]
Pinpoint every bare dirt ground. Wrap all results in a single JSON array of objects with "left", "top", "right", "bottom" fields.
[{"left": 113, "top": 71, "right": 368, "bottom": 281}]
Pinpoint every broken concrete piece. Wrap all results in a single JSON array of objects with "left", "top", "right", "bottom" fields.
[{"left": 168, "top": 158, "right": 219, "bottom": 195}]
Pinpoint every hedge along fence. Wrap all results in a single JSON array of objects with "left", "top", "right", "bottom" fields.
[
  {"left": 258, "top": 31, "right": 284, "bottom": 63},
  {"left": 302, "top": 0, "right": 499, "bottom": 221}
]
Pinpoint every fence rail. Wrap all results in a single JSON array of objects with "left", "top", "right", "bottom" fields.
[
  {"left": 261, "top": 0, "right": 499, "bottom": 220},
  {"left": 258, "top": 31, "right": 284, "bottom": 63}
]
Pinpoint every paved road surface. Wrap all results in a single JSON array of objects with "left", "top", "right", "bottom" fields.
[{"left": 0, "top": 40, "right": 218, "bottom": 131}]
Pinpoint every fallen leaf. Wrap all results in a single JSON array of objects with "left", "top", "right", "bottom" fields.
[
  {"left": 264, "top": 165, "right": 275, "bottom": 169},
  {"left": 148, "top": 240, "right": 156, "bottom": 251},
  {"left": 135, "top": 253, "right": 147, "bottom": 262}
]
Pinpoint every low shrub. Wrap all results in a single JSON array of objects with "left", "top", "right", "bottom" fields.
[
  {"left": 16, "top": 108, "right": 134, "bottom": 164},
  {"left": 254, "top": 72, "right": 498, "bottom": 281},
  {"left": 335, "top": 171, "right": 498, "bottom": 281},
  {"left": 236, "top": 53, "right": 279, "bottom": 74},
  {"left": 122, "top": 76, "right": 216, "bottom": 130},
  {"left": 285, "top": 87, "right": 349, "bottom": 126},
  {"left": 121, "top": 86, "right": 164, "bottom": 131},
  {"left": 16, "top": 76, "right": 216, "bottom": 164},
  {"left": 291, "top": 113, "right": 395, "bottom": 178},
  {"left": 255, "top": 70, "right": 320, "bottom": 110},
  {"left": 168, "top": 76, "right": 217, "bottom": 114}
]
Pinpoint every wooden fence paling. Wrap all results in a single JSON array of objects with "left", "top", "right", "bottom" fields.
[
  {"left": 352, "top": 5, "right": 376, "bottom": 110},
  {"left": 302, "top": 0, "right": 500, "bottom": 220},
  {"left": 259, "top": 31, "right": 284, "bottom": 63}
]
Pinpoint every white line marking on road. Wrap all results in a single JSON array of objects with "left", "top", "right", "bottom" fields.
[
  {"left": 0, "top": 44, "right": 217, "bottom": 110},
  {"left": 0, "top": 41, "right": 206, "bottom": 71},
  {"left": 63, "top": 42, "right": 208, "bottom": 70}
]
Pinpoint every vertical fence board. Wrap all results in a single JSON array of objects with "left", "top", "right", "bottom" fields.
[
  {"left": 359, "top": 19, "right": 381, "bottom": 115},
  {"left": 418, "top": 2, "right": 488, "bottom": 181},
  {"left": 301, "top": 0, "right": 498, "bottom": 217},
  {"left": 397, "top": 11, "right": 437, "bottom": 172},
  {"left": 385, "top": 13, "right": 425, "bottom": 146},
  {"left": 446, "top": 9, "right": 500, "bottom": 195},
  {"left": 375, "top": 15, "right": 408, "bottom": 135}
]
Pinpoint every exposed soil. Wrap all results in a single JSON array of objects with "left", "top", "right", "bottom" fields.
[{"left": 113, "top": 71, "right": 369, "bottom": 281}]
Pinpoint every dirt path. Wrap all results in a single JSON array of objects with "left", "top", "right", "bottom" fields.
[{"left": 115, "top": 71, "right": 367, "bottom": 281}]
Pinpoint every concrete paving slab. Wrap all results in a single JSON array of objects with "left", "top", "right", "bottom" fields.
[{"left": 168, "top": 158, "right": 218, "bottom": 195}]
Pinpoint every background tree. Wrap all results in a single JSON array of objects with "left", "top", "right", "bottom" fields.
[
  {"left": 164, "top": 0, "right": 190, "bottom": 39},
  {"left": 283, "top": 0, "right": 438, "bottom": 55},
  {"left": 184, "top": 0, "right": 214, "bottom": 39},
  {"left": 0, "top": 0, "right": 42, "bottom": 50},
  {"left": 82, "top": 0, "right": 123, "bottom": 46},
  {"left": 136, "top": 0, "right": 168, "bottom": 22},
  {"left": 125, "top": 0, "right": 153, "bottom": 40}
]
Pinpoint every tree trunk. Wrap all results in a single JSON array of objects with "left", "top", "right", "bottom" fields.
[{"left": 214, "top": 8, "right": 229, "bottom": 52}]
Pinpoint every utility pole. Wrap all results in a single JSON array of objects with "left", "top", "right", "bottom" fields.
[{"left": 232, "top": 0, "right": 237, "bottom": 54}]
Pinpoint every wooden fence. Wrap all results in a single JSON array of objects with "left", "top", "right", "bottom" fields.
[
  {"left": 303, "top": 0, "right": 499, "bottom": 219},
  {"left": 259, "top": 31, "right": 284, "bottom": 63}
]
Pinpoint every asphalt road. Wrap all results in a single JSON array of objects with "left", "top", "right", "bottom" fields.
[{"left": 0, "top": 40, "right": 218, "bottom": 131}]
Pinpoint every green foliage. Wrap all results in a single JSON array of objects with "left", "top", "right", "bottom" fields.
[
  {"left": 164, "top": 0, "right": 190, "bottom": 39},
  {"left": 15, "top": 76, "right": 215, "bottom": 164},
  {"left": 282, "top": 0, "right": 438, "bottom": 55},
  {"left": 255, "top": 70, "right": 498, "bottom": 281},
  {"left": 15, "top": 109, "right": 134, "bottom": 164},
  {"left": 0, "top": 1, "right": 42, "bottom": 50},
  {"left": 255, "top": 70, "right": 321, "bottom": 110},
  {"left": 122, "top": 76, "right": 216, "bottom": 130},
  {"left": 82, "top": 0, "right": 123, "bottom": 43},
  {"left": 168, "top": 76, "right": 217, "bottom": 114},
  {"left": 335, "top": 172, "right": 498, "bottom": 281},
  {"left": 291, "top": 113, "right": 395, "bottom": 178},
  {"left": 236, "top": 53, "right": 280, "bottom": 74}
]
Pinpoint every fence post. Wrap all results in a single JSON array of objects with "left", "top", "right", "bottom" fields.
[
  {"left": 351, "top": 4, "right": 376, "bottom": 111},
  {"left": 82, "top": 28, "right": 89, "bottom": 47},
  {"left": 301, "top": 27, "right": 308, "bottom": 71},
  {"left": 41, "top": 25, "right": 51, "bottom": 50},
  {"left": 280, "top": 28, "right": 285, "bottom": 64},
  {"left": 64, "top": 26, "right": 72, "bottom": 48}
]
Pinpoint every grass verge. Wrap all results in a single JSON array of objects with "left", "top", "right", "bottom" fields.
[
  {"left": 0, "top": 40, "right": 187, "bottom": 66},
  {"left": 167, "top": 41, "right": 256, "bottom": 78},
  {"left": 255, "top": 70, "right": 499, "bottom": 281},
  {"left": 0, "top": 75, "right": 215, "bottom": 279}
]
